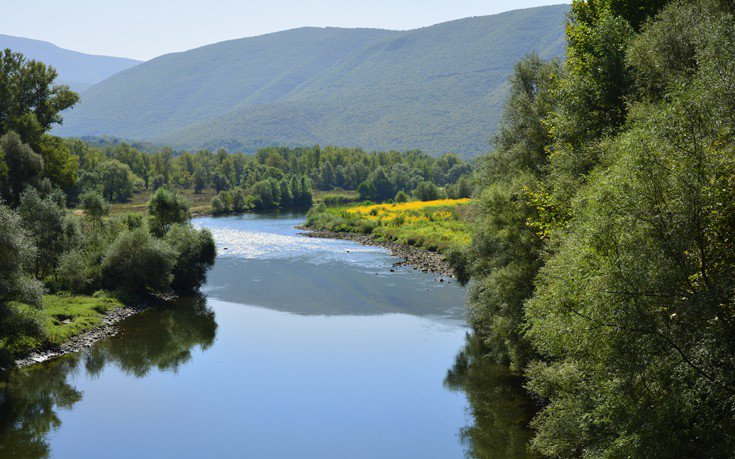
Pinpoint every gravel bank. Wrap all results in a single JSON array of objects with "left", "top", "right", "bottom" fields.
[{"left": 300, "top": 229, "right": 455, "bottom": 277}]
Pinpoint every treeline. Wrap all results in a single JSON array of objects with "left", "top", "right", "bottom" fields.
[
  {"left": 0, "top": 49, "right": 215, "bottom": 362},
  {"left": 63, "top": 135, "right": 473, "bottom": 213},
  {"left": 456, "top": 1, "right": 735, "bottom": 456}
]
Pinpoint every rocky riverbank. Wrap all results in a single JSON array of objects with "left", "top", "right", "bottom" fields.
[
  {"left": 300, "top": 229, "right": 455, "bottom": 277},
  {"left": 13, "top": 304, "right": 151, "bottom": 369}
]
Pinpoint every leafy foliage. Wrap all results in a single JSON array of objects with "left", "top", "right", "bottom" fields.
[
  {"left": 464, "top": 0, "right": 735, "bottom": 455},
  {"left": 148, "top": 187, "right": 190, "bottom": 234},
  {"left": 164, "top": 225, "right": 216, "bottom": 293}
]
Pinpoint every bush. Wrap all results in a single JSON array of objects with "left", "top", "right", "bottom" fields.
[
  {"left": 414, "top": 181, "right": 440, "bottom": 201},
  {"left": 148, "top": 188, "right": 190, "bottom": 235},
  {"left": 164, "top": 224, "right": 217, "bottom": 293},
  {"left": 56, "top": 249, "right": 99, "bottom": 294},
  {"left": 101, "top": 228, "right": 177, "bottom": 296},
  {"left": 79, "top": 189, "right": 109, "bottom": 222},
  {"left": 211, "top": 195, "right": 227, "bottom": 215},
  {"left": 394, "top": 190, "right": 409, "bottom": 203}
]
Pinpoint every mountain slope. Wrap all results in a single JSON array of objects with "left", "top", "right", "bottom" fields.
[
  {"left": 57, "top": 5, "right": 569, "bottom": 156},
  {"left": 0, "top": 34, "right": 141, "bottom": 92}
]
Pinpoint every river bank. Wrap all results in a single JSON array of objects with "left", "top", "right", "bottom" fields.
[
  {"left": 12, "top": 304, "right": 152, "bottom": 369},
  {"left": 300, "top": 228, "right": 455, "bottom": 277}
]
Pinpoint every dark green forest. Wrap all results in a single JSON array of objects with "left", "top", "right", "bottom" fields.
[{"left": 455, "top": 0, "right": 735, "bottom": 456}]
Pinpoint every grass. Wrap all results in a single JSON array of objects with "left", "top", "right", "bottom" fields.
[
  {"left": 306, "top": 198, "right": 472, "bottom": 252},
  {"left": 1, "top": 294, "right": 124, "bottom": 361},
  {"left": 41, "top": 295, "right": 123, "bottom": 346}
]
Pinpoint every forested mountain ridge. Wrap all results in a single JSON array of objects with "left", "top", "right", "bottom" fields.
[
  {"left": 55, "top": 5, "right": 569, "bottom": 157},
  {"left": 0, "top": 34, "right": 140, "bottom": 93}
]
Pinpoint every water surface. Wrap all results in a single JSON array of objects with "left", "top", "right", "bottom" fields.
[{"left": 0, "top": 212, "right": 534, "bottom": 458}]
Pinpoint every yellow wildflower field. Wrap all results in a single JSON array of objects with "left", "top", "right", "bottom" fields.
[{"left": 307, "top": 198, "right": 472, "bottom": 252}]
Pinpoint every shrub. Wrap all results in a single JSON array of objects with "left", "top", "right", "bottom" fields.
[
  {"left": 211, "top": 195, "right": 227, "bottom": 215},
  {"left": 80, "top": 189, "right": 109, "bottom": 222},
  {"left": 148, "top": 188, "right": 191, "bottom": 235},
  {"left": 414, "top": 181, "right": 440, "bottom": 201},
  {"left": 164, "top": 224, "right": 216, "bottom": 293},
  {"left": 56, "top": 249, "right": 98, "bottom": 294},
  {"left": 101, "top": 228, "right": 177, "bottom": 296},
  {"left": 394, "top": 190, "right": 409, "bottom": 203}
]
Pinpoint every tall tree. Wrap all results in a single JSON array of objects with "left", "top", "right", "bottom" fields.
[{"left": 0, "top": 50, "right": 78, "bottom": 148}]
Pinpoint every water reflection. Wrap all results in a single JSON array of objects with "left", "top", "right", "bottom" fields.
[
  {"left": 445, "top": 334, "right": 537, "bottom": 459},
  {"left": 0, "top": 296, "right": 216, "bottom": 458}
]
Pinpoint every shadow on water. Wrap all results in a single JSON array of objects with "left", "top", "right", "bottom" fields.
[
  {"left": 445, "top": 333, "right": 538, "bottom": 459},
  {"left": 0, "top": 295, "right": 217, "bottom": 459}
]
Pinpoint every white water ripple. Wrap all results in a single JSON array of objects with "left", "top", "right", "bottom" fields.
[{"left": 197, "top": 222, "right": 388, "bottom": 269}]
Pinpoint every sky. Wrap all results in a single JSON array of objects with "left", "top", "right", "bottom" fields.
[{"left": 2, "top": 0, "right": 569, "bottom": 61}]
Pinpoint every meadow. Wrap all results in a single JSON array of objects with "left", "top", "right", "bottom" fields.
[{"left": 306, "top": 199, "right": 471, "bottom": 252}]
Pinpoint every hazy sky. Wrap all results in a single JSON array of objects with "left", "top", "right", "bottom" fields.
[{"left": 2, "top": 1, "right": 569, "bottom": 61}]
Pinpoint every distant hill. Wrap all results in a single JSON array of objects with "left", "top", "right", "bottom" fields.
[
  {"left": 56, "top": 5, "right": 569, "bottom": 157},
  {"left": 0, "top": 34, "right": 141, "bottom": 93}
]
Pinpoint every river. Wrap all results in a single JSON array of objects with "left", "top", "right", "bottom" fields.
[{"left": 0, "top": 213, "right": 534, "bottom": 458}]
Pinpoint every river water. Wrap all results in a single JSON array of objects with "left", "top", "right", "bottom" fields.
[{"left": 0, "top": 213, "right": 534, "bottom": 458}]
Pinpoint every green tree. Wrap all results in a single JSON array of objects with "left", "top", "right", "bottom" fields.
[
  {"left": 0, "top": 132, "right": 43, "bottom": 206},
  {"left": 461, "top": 55, "right": 560, "bottom": 369},
  {"left": 95, "top": 160, "right": 136, "bottom": 202},
  {"left": 0, "top": 50, "right": 79, "bottom": 147},
  {"left": 148, "top": 188, "right": 191, "bottom": 235},
  {"left": 79, "top": 189, "right": 109, "bottom": 224},
  {"left": 18, "top": 187, "right": 66, "bottom": 279},
  {"left": 317, "top": 160, "right": 336, "bottom": 190},
  {"left": 507, "top": 1, "right": 735, "bottom": 456},
  {"left": 164, "top": 224, "right": 216, "bottom": 293},
  {"left": 37, "top": 135, "right": 78, "bottom": 189},
  {"left": 414, "top": 181, "right": 440, "bottom": 201},
  {"left": 279, "top": 179, "right": 293, "bottom": 208},
  {"left": 101, "top": 228, "right": 177, "bottom": 296},
  {"left": 0, "top": 204, "right": 43, "bottom": 306}
]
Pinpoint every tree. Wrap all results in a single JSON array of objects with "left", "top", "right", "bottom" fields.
[
  {"left": 101, "top": 228, "right": 177, "bottom": 296},
  {"left": 451, "top": 176, "right": 472, "bottom": 199},
  {"left": 164, "top": 224, "right": 216, "bottom": 293},
  {"left": 414, "top": 181, "right": 440, "bottom": 201},
  {"left": 211, "top": 195, "right": 227, "bottom": 215},
  {"left": 38, "top": 135, "right": 78, "bottom": 189},
  {"left": 523, "top": 2, "right": 735, "bottom": 456},
  {"left": 95, "top": 160, "right": 135, "bottom": 202},
  {"left": 0, "top": 204, "right": 43, "bottom": 306},
  {"left": 279, "top": 179, "right": 293, "bottom": 208},
  {"left": 148, "top": 188, "right": 190, "bottom": 235},
  {"left": 317, "top": 160, "right": 336, "bottom": 190},
  {"left": 249, "top": 179, "right": 278, "bottom": 210},
  {"left": 394, "top": 190, "right": 409, "bottom": 203},
  {"left": 18, "top": 187, "right": 66, "bottom": 279},
  {"left": 0, "top": 50, "right": 79, "bottom": 148},
  {"left": 231, "top": 188, "right": 247, "bottom": 212},
  {"left": 0, "top": 132, "right": 43, "bottom": 206},
  {"left": 79, "top": 189, "right": 109, "bottom": 224}
]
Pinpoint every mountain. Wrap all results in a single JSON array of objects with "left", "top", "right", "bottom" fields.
[
  {"left": 56, "top": 5, "right": 569, "bottom": 157},
  {"left": 0, "top": 34, "right": 141, "bottom": 92}
]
